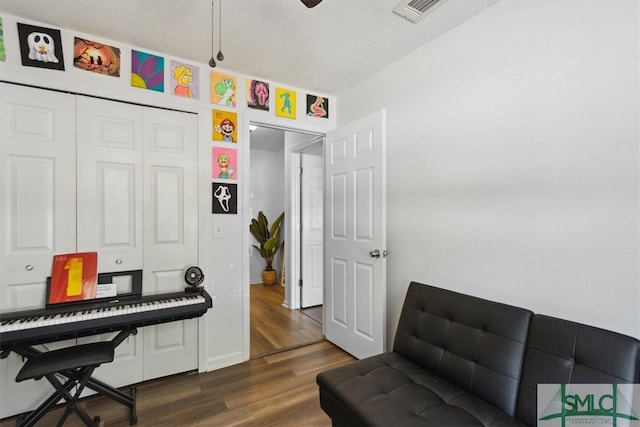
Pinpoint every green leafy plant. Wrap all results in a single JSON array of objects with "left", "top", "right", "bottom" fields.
[{"left": 249, "top": 211, "right": 284, "bottom": 271}]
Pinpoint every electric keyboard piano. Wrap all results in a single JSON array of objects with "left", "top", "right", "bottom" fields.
[
  {"left": 1, "top": 270, "right": 212, "bottom": 426},
  {"left": 0, "top": 288, "right": 213, "bottom": 353}
]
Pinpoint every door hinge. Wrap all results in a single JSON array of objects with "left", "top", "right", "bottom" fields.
[
  {"left": 298, "top": 279, "right": 303, "bottom": 288},
  {"left": 298, "top": 167, "right": 303, "bottom": 175}
]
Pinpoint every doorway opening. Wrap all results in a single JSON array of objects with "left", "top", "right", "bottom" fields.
[{"left": 248, "top": 123, "right": 325, "bottom": 359}]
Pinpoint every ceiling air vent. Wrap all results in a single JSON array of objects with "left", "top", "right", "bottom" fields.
[{"left": 393, "top": 0, "right": 446, "bottom": 23}]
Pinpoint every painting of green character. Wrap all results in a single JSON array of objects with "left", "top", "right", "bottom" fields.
[
  {"left": 215, "top": 78, "right": 235, "bottom": 107},
  {"left": 211, "top": 72, "right": 236, "bottom": 107}
]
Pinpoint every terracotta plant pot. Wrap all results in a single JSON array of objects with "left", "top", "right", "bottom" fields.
[{"left": 262, "top": 270, "right": 278, "bottom": 285}]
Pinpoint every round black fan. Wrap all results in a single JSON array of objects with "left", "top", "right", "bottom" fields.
[
  {"left": 184, "top": 266, "right": 204, "bottom": 290},
  {"left": 301, "top": 0, "right": 323, "bottom": 8}
]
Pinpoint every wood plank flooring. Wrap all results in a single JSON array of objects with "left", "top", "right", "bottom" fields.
[
  {"left": 0, "top": 341, "right": 354, "bottom": 427},
  {"left": 250, "top": 284, "right": 324, "bottom": 358},
  {"left": 1, "top": 284, "right": 338, "bottom": 426}
]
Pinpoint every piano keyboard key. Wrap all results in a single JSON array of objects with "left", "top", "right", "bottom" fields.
[{"left": 0, "top": 294, "right": 206, "bottom": 333}]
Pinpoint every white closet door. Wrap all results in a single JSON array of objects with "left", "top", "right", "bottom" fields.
[
  {"left": 142, "top": 107, "right": 199, "bottom": 379},
  {"left": 75, "top": 96, "right": 145, "bottom": 386},
  {"left": 76, "top": 95, "right": 144, "bottom": 273},
  {"left": 0, "top": 83, "right": 77, "bottom": 418}
]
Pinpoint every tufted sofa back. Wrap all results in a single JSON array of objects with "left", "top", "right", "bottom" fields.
[
  {"left": 514, "top": 314, "right": 640, "bottom": 426},
  {"left": 393, "top": 282, "right": 533, "bottom": 416}
]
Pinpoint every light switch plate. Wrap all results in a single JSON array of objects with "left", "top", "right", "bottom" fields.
[{"left": 213, "top": 222, "right": 224, "bottom": 239}]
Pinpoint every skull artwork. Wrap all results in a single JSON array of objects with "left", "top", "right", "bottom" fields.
[{"left": 27, "top": 32, "right": 59, "bottom": 63}]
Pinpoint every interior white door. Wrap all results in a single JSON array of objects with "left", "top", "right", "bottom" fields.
[
  {"left": 141, "top": 107, "right": 199, "bottom": 380},
  {"left": 0, "top": 83, "right": 77, "bottom": 418},
  {"left": 324, "top": 109, "right": 387, "bottom": 360},
  {"left": 301, "top": 152, "right": 324, "bottom": 308}
]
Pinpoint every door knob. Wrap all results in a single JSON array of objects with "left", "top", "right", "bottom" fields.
[{"left": 369, "top": 249, "right": 381, "bottom": 258}]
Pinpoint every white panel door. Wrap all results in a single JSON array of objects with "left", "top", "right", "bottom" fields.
[
  {"left": 325, "top": 110, "right": 387, "bottom": 360},
  {"left": 301, "top": 152, "right": 324, "bottom": 308},
  {"left": 75, "top": 96, "right": 145, "bottom": 386},
  {"left": 76, "top": 96, "right": 144, "bottom": 273},
  {"left": 0, "top": 83, "right": 77, "bottom": 418},
  {"left": 142, "top": 107, "right": 199, "bottom": 379}
]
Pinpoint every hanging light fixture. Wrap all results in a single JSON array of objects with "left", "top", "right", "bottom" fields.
[
  {"left": 208, "top": 0, "right": 216, "bottom": 68},
  {"left": 216, "top": 0, "right": 224, "bottom": 61}
]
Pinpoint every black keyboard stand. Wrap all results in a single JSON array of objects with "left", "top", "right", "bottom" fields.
[{"left": 11, "top": 328, "right": 138, "bottom": 426}]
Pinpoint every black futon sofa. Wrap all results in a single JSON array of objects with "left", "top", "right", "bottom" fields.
[{"left": 316, "top": 281, "right": 640, "bottom": 426}]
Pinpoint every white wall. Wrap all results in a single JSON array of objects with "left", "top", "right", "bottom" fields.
[
  {"left": 0, "top": 12, "right": 336, "bottom": 373},
  {"left": 338, "top": 0, "right": 640, "bottom": 342},
  {"left": 249, "top": 145, "right": 285, "bottom": 284}
]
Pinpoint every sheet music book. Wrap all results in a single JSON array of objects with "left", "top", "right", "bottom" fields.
[{"left": 48, "top": 252, "right": 98, "bottom": 306}]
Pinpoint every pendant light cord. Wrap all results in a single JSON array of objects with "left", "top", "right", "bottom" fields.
[
  {"left": 217, "top": 0, "right": 224, "bottom": 61},
  {"left": 211, "top": 0, "right": 216, "bottom": 57},
  {"left": 209, "top": 0, "right": 216, "bottom": 67}
]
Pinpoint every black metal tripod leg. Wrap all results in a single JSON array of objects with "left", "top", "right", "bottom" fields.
[
  {"left": 16, "top": 375, "right": 77, "bottom": 427},
  {"left": 130, "top": 386, "right": 137, "bottom": 424},
  {"left": 85, "top": 376, "right": 135, "bottom": 408}
]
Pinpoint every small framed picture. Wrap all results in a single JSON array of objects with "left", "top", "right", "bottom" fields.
[
  {"left": 212, "top": 183, "right": 237, "bottom": 214},
  {"left": 17, "top": 23, "right": 65, "bottom": 70}
]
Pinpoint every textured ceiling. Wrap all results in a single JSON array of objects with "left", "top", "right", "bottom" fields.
[{"left": 0, "top": 0, "right": 499, "bottom": 96}]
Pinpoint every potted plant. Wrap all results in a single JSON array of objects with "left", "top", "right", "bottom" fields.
[{"left": 250, "top": 211, "right": 284, "bottom": 285}]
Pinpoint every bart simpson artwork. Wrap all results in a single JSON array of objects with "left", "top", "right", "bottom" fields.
[
  {"left": 171, "top": 60, "right": 199, "bottom": 99},
  {"left": 73, "top": 38, "right": 121, "bottom": 77},
  {"left": 275, "top": 87, "right": 296, "bottom": 120},
  {"left": 247, "top": 79, "right": 270, "bottom": 111},
  {"left": 212, "top": 109, "right": 238, "bottom": 142},
  {"left": 0, "top": 18, "right": 6, "bottom": 62},
  {"left": 307, "top": 94, "right": 329, "bottom": 118},
  {"left": 131, "top": 50, "right": 164, "bottom": 92},
  {"left": 211, "top": 71, "right": 236, "bottom": 107},
  {"left": 212, "top": 147, "right": 238, "bottom": 180}
]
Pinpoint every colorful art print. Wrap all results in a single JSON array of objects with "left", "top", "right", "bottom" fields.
[
  {"left": 212, "top": 182, "right": 237, "bottom": 214},
  {"left": 212, "top": 109, "right": 238, "bottom": 142},
  {"left": 73, "top": 38, "right": 121, "bottom": 77},
  {"left": 247, "top": 79, "right": 270, "bottom": 111},
  {"left": 17, "top": 23, "right": 65, "bottom": 70},
  {"left": 275, "top": 87, "right": 296, "bottom": 120},
  {"left": 307, "top": 94, "right": 329, "bottom": 118},
  {"left": 211, "top": 71, "right": 236, "bottom": 107},
  {"left": 212, "top": 147, "right": 237, "bottom": 180},
  {"left": 131, "top": 50, "right": 164, "bottom": 92},
  {"left": 48, "top": 252, "right": 98, "bottom": 306},
  {"left": 0, "top": 18, "right": 6, "bottom": 62},
  {"left": 170, "top": 60, "right": 199, "bottom": 99}
]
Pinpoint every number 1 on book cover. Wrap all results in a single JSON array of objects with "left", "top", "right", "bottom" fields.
[{"left": 49, "top": 252, "right": 98, "bottom": 305}]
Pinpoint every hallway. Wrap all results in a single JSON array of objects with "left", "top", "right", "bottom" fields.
[{"left": 250, "top": 284, "right": 324, "bottom": 358}]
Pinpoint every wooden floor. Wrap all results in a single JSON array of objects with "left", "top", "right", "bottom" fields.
[
  {"left": 0, "top": 341, "right": 354, "bottom": 427},
  {"left": 1, "top": 284, "right": 338, "bottom": 427},
  {"left": 250, "top": 284, "right": 324, "bottom": 358}
]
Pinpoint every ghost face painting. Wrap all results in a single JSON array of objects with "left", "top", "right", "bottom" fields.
[
  {"left": 27, "top": 32, "right": 59, "bottom": 63},
  {"left": 17, "top": 23, "right": 65, "bottom": 70}
]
